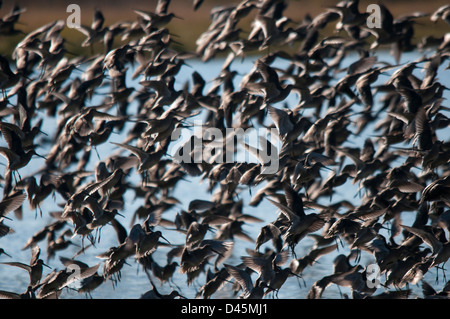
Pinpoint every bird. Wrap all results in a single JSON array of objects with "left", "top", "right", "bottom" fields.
[
  {"left": 0, "top": 248, "right": 11, "bottom": 258},
  {"left": 242, "top": 135, "right": 280, "bottom": 175},
  {"left": 134, "top": 9, "right": 182, "bottom": 30},
  {"left": 266, "top": 183, "right": 327, "bottom": 255},
  {"left": 180, "top": 240, "right": 233, "bottom": 274},
  {"left": 111, "top": 142, "right": 167, "bottom": 174},
  {"left": 255, "top": 222, "right": 282, "bottom": 252},
  {"left": 290, "top": 244, "right": 338, "bottom": 275},
  {"left": 0, "top": 0, "right": 449, "bottom": 301},
  {"left": 197, "top": 267, "right": 231, "bottom": 299},
  {"left": 0, "top": 54, "right": 22, "bottom": 96},
  {"left": 422, "top": 280, "right": 450, "bottom": 299},
  {"left": 0, "top": 286, "right": 36, "bottom": 299},
  {"left": 244, "top": 59, "right": 297, "bottom": 104},
  {"left": 0, "top": 245, "right": 49, "bottom": 287},
  {"left": 76, "top": 9, "right": 106, "bottom": 51},
  {"left": 135, "top": 228, "right": 170, "bottom": 259},
  {"left": 0, "top": 122, "right": 45, "bottom": 195},
  {"left": 36, "top": 260, "right": 100, "bottom": 299},
  {"left": 0, "top": 190, "right": 26, "bottom": 217},
  {"left": 267, "top": 105, "right": 294, "bottom": 139},
  {"left": 224, "top": 263, "right": 267, "bottom": 299},
  {"left": 327, "top": 0, "right": 369, "bottom": 30},
  {"left": 420, "top": 176, "right": 450, "bottom": 206},
  {"left": 58, "top": 256, "right": 103, "bottom": 297},
  {"left": 140, "top": 284, "right": 185, "bottom": 299},
  {"left": 430, "top": 5, "right": 450, "bottom": 25},
  {"left": 400, "top": 224, "right": 444, "bottom": 256}
]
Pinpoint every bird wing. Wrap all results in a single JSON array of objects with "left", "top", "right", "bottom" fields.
[
  {"left": 63, "top": 263, "right": 100, "bottom": 289},
  {"left": 331, "top": 146, "right": 364, "bottom": 169},
  {"left": 224, "top": 264, "right": 253, "bottom": 293},
  {"left": 134, "top": 9, "right": 156, "bottom": 21},
  {"left": 347, "top": 56, "right": 378, "bottom": 75},
  {"left": 0, "top": 290, "right": 21, "bottom": 299},
  {"left": 266, "top": 197, "right": 297, "bottom": 222},
  {"left": 259, "top": 223, "right": 281, "bottom": 237},
  {"left": 0, "top": 261, "right": 31, "bottom": 272},
  {"left": 348, "top": 207, "right": 388, "bottom": 221},
  {"left": 79, "top": 263, "right": 101, "bottom": 280},
  {"left": 233, "top": 209, "right": 264, "bottom": 223},
  {"left": 0, "top": 191, "right": 26, "bottom": 217},
  {"left": 30, "top": 244, "right": 41, "bottom": 265},
  {"left": 59, "top": 256, "right": 89, "bottom": 269},
  {"left": 388, "top": 180, "right": 424, "bottom": 193},
  {"left": 421, "top": 281, "right": 437, "bottom": 297},
  {"left": 75, "top": 25, "right": 94, "bottom": 37},
  {"left": 0, "top": 122, "right": 25, "bottom": 152},
  {"left": 156, "top": 0, "right": 171, "bottom": 15},
  {"left": 188, "top": 199, "right": 215, "bottom": 211},
  {"left": 241, "top": 255, "right": 266, "bottom": 274},
  {"left": 401, "top": 225, "right": 443, "bottom": 255},
  {"left": 307, "top": 244, "right": 338, "bottom": 263},
  {"left": 111, "top": 142, "right": 146, "bottom": 161},
  {"left": 283, "top": 183, "right": 305, "bottom": 217},
  {"left": 213, "top": 241, "right": 234, "bottom": 268},
  {"left": 268, "top": 106, "right": 294, "bottom": 136},
  {"left": 201, "top": 215, "right": 233, "bottom": 225},
  {"left": 0, "top": 146, "right": 19, "bottom": 164},
  {"left": 273, "top": 250, "right": 290, "bottom": 267},
  {"left": 304, "top": 215, "right": 326, "bottom": 234}
]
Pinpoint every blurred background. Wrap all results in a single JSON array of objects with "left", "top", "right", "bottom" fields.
[{"left": 0, "top": 0, "right": 448, "bottom": 56}]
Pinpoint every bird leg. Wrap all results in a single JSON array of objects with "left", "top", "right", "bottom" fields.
[
  {"left": 39, "top": 62, "right": 47, "bottom": 79},
  {"left": 336, "top": 284, "right": 344, "bottom": 298},
  {"left": 95, "top": 227, "right": 102, "bottom": 243},
  {"left": 443, "top": 262, "right": 448, "bottom": 282},
  {"left": 142, "top": 170, "right": 150, "bottom": 186},
  {"left": 12, "top": 170, "right": 21, "bottom": 185},
  {"left": 295, "top": 273, "right": 306, "bottom": 289},
  {"left": 169, "top": 277, "right": 182, "bottom": 291},
  {"left": 435, "top": 263, "right": 447, "bottom": 284},
  {"left": 355, "top": 249, "right": 361, "bottom": 263},
  {"left": 290, "top": 245, "right": 298, "bottom": 259},
  {"left": 34, "top": 206, "right": 39, "bottom": 219},
  {"left": 93, "top": 145, "right": 101, "bottom": 160},
  {"left": 334, "top": 236, "right": 345, "bottom": 250},
  {"left": 87, "top": 233, "right": 96, "bottom": 247}
]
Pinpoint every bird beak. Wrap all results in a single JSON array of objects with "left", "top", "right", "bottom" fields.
[
  {"left": 182, "top": 61, "right": 193, "bottom": 69},
  {"left": 289, "top": 270, "right": 302, "bottom": 278},
  {"left": 43, "top": 262, "right": 52, "bottom": 269},
  {"left": 35, "top": 152, "right": 47, "bottom": 160},
  {"left": 116, "top": 212, "right": 125, "bottom": 218},
  {"left": 171, "top": 39, "right": 184, "bottom": 47},
  {"left": 207, "top": 226, "right": 217, "bottom": 233},
  {"left": 160, "top": 234, "right": 171, "bottom": 245}
]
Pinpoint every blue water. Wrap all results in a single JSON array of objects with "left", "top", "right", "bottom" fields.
[{"left": 0, "top": 48, "right": 449, "bottom": 299}]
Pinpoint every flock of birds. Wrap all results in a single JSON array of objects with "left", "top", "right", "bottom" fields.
[{"left": 0, "top": 0, "right": 449, "bottom": 299}]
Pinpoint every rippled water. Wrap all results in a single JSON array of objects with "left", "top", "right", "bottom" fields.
[{"left": 0, "top": 49, "right": 449, "bottom": 299}]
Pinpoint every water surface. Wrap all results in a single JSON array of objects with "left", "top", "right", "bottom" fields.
[{"left": 0, "top": 49, "right": 449, "bottom": 299}]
